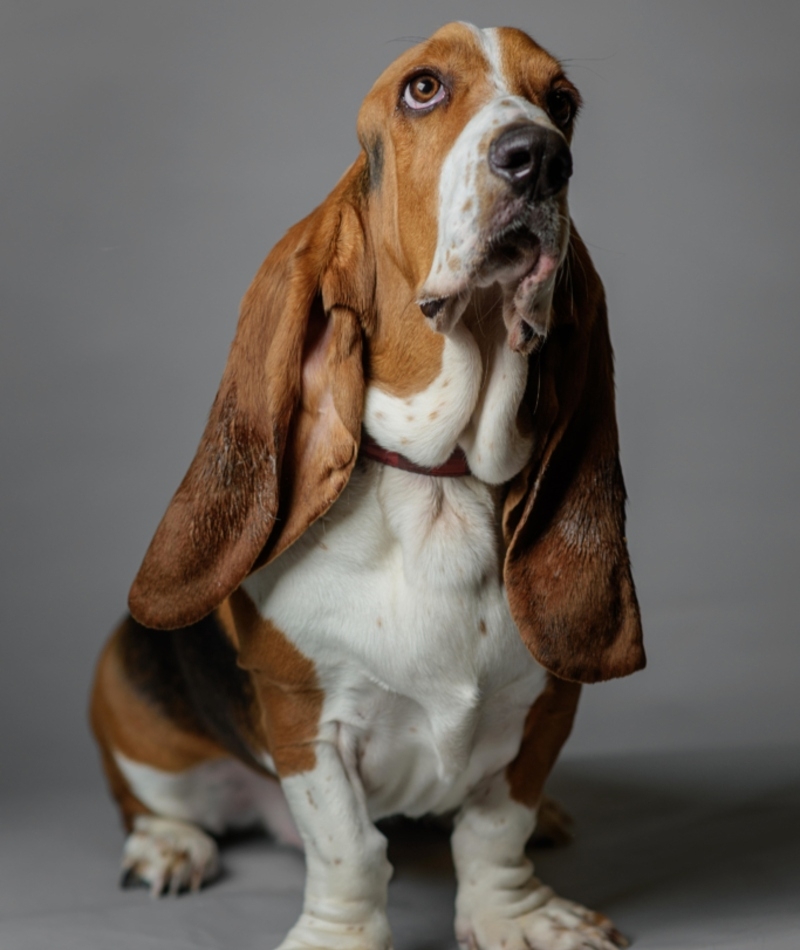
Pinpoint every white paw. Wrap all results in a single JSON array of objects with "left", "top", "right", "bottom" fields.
[
  {"left": 120, "top": 816, "right": 220, "bottom": 897},
  {"left": 457, "top": 895, "right": 628, "bottom": 950}
]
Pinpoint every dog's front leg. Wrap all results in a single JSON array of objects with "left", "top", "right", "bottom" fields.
[
  {"left": 452, "top": 773, "right": 626, "bottom": 950},
  {"left": 277, "top": 722, "right": 393, "bottom": 950}
]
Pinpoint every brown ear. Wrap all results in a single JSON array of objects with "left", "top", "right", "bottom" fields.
[
  {"left": 503, "top": 227, "right": 645, "bottom": 683},
  {"left": 129, "top": 159, "right": 373, "bottom": 630}
]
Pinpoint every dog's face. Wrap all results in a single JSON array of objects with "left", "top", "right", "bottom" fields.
[{"left": 357, "top": 22, "right": 581, "bottom": 352}]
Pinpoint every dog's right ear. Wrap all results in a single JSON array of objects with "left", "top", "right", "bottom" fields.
[
  {"left": 503, "top": 227, "right": 644, "bottom": 684},
  {"left": 129, "top": 159, "right": 374, "bottom": 630}
]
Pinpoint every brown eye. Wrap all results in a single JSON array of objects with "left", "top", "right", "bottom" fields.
[
  {"left": 403, "top": 74, "right": 446, "bottom": 111},
  {"left": 547, "top": 88, "right": 577, "bottom": 129}
]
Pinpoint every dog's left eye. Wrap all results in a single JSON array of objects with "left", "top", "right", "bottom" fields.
[{"left": 403, "top": 74, "right": 446, "bottom": 111}]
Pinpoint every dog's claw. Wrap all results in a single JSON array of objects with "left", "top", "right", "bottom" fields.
[
  {"left": 189, "top": 867, "right": 205, "bottom": 893},
  {"left": 609, "top": 928, "right": 630, "bottom": 948}
]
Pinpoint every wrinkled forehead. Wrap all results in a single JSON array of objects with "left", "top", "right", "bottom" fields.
[{"left": 357, "top": 22, "right": 567, "bottom": 134}]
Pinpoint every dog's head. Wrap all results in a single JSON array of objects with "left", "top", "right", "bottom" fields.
[
  {"left": 357, "top": 22, "right": 578, "bottom": 352},
  {"left": 129, "top": 23, "right": 644, "bottom": 684}
]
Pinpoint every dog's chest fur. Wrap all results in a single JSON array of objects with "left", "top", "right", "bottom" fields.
[{"left": 242, "top": 322, "right": 545, "bottom": 820}]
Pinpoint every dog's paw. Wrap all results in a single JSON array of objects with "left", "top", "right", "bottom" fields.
[
  {"left": 120, "top": 815, "right": 220, "bottom": 897},
  {"left": 457, "top": 896, "right": 628, "bottom": 950},
  {"left": 530, "top": 795, "right": 575, "bottom": 847}
]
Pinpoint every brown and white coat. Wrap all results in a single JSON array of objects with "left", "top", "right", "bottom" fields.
[{"left": 91, "top": 22, "right": 644, "bottom": 950}]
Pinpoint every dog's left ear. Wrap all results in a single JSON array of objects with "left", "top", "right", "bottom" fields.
[
  {"left": 129, "top": 158, "right": 373, "bottom": 630},
  {"left": 503, "top": 227, "right": 645, "bottom": 684}
]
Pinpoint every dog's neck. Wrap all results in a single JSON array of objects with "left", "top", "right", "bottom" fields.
[{"left": 363, "top": 286, "right": 535, "bottom": 486}]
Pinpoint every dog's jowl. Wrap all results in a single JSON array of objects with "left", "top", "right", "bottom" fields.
[{"left": 91, "top": 22, "right": 644, "bottom": 950}]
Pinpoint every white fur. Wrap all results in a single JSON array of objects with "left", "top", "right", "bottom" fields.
[
  {"left": 363, "top": 322, "right": 482, "bottom": 468},
  {"left": 114, "top": 751, "right": 300, "bottom": 845},
  {"left": 452, "top": 773, "right": 623, "bottom": 950},
  {"left": 243, "top": 461, "right": 545, "bottom": 816},
  {"left": 276, "top": 730, "right": 393, "bottom": 950},
  {"left": 363, "top": 311, "right": 532, "bottom": 484},
  {"left": 460, "top": 319, "right": 534, "bottom": 483},
  {"left": 461, "top": 24, "right": 508, "bottom": 93},
  {"left": 121, "top": 815, "right": 220, "bottom": 896}
]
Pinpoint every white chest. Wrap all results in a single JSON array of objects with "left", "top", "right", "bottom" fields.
[{"left": 243, "top": 323, "right": 543, "bottom": 819}]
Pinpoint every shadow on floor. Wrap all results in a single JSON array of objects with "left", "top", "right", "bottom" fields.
[{"left": 374, "top": 746, "right": 800, "bottom": 948}]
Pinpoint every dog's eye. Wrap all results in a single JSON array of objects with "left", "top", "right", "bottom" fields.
[
  {"left": 546, "top": 89, "right": 577, "bottom": 129},
  {"left": 403, "top": 74, "right": 446, "bottom": 111}
]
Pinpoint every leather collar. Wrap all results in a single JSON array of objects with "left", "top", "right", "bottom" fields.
[{"left": 360, "top": 432, "right": 471, "bottom": 478}]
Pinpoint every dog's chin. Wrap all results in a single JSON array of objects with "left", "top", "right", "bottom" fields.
[{"left": 418, "top": 223, "right": 565, "bottom": 346}]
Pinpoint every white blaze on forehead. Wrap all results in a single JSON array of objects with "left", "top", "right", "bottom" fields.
[
  {"left": 421, "top": 25, "right": 563, "bottom": 304},
  {"left": 461, "top": 24, "right": 510, "bottom": 93}
]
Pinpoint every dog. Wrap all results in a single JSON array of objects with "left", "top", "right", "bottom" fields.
[{"left": 91, "top": 21, "right": 644, "bottom": 950}]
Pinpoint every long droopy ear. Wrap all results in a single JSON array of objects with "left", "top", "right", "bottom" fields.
[
  {"left": 129, "top": 159, "right": 374, "bottom": 630},
  {"left": 503, "top": 227, "right": 645, "bottom": 684}
]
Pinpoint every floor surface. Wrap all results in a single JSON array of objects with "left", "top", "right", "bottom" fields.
[{"left": 1, "top": 746, "right": 798, "bottom": 950}]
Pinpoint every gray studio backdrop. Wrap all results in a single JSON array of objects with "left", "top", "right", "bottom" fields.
[{"left": 2, "top": 0, "right": 799, "bottom": 797}]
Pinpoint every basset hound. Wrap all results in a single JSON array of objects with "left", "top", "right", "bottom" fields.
[{"left": 91, "top": 21, "right": 644, "bottom": 950}]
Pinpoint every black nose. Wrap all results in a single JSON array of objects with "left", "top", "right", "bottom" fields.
[{"left": 488, "top": 124, "right": 572, "bottom": 200}]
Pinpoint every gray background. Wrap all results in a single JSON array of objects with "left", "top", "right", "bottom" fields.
[{"left": 1, "top": 2, "right": 798, "bottom": 949}]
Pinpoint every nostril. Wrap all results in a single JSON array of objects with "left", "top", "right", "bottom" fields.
[
  {"left": 503, "top": 146, "right": 533, "bottom": 173},
  {"left": 489, "top": 125, "right": 545, "bottom": 190}
]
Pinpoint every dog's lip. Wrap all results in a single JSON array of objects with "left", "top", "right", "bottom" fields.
[
  {"left": 417, "top": 237, "right": 553, "bottom": 322},
  {"left": 418, "top": 206, "right": 562, "bottom": 318},
  {"left": 505, "top": 245, "right": 562, "bottom": 353},
  {"left": 487, "top": 228, "right": 541, "bottom": 278},
  {"left": 490, "top": 235, "right": 542, "bottom": 286},
  {"left": 512, "top": 243, "right": 559, "bottom": 290},
  {"left": 482, "top": 195, "right": 561, "bottom": 281},
  {"left": 516, "top": 245, "right": 559, "bottom": 292}
]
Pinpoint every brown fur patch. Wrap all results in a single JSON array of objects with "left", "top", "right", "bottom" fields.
[
  {"left": 367, "top": 298, "right": 445, "bottom": 398},
  {"left": 91, "top": 620, "right": 228, "bottom": 774},
  {"left": 506, "top": 675, "right": 581, "bottom": 809},
  {"left": 229, "top": 589, "right": 324, "bottom": 777},
  {"left": 90, "top": 618, "right": 230, "bottom": 830},
  {"left": 91, "top": 594, "right": 325, "bottom": 835},
  {"left": 265, "top": 301, "right": 365, "bottom": 562},
  {"left": 128, "top": 163, "right": 373, "bottom": 630},
  {"left": 494, "top": 28, "right": 582, "bottom": 141},
  {"left": 502, "top": 228, "right": 645, "bottom": 683}
]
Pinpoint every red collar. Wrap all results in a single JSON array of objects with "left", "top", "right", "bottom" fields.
[{"left": 360, "top": 432, "right": 471, "bottom": 478}]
